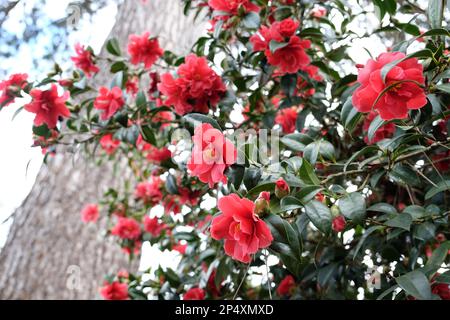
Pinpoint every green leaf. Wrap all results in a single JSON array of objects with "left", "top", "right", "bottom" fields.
[
  {"left": 135, "top": 91, "right": 147, "bottom": 108},
  {"left": 436, "top": 83, "right": 450, "bottom": 94},
  {"left": 413, "top": 222, "right": 436, "bottom": 241},
  {"left": 243, "top": 167, "right": 262, "bottom": 190},
  {"left": 299, "top": 159, "right": 320, "bottom": 185},
  {"left": 344, "top": 145, "right": 379, "bottom": 171},
  {"left": 269, "top": 40, "right": 289, "bottom": 53},
  {"left": 295, "top": 186, "right": 323, "bottom": 203},
  {"left": 106, "top": 38, "right": 121, "bottom": 56},
  {"left": 265, "top": 214, "right": 302, "bottom": 269},
  {"left": 247, "top": 181, "right": 276, "bottom": 196},
  {"left": 280, "top": 196, "right": 303, "bottom": 212},
  {"left": 338, "top": 192, "right": 366, "bottom": 222},
  {"left": 281, "top": 133, "right": 313, "bottom": 152},
  {"left": 384, "top": 213, "right": 413, "bottom": 231},
  {"left": 396, "top": 270, "right": 432, "bottom": 300},
  {"left": 367, "top": 203, "right": 397, "bottom": 215},
  {"left": 32, "top": 124, "right": 51, "bottom": 138},
  {"left": 227, "top": 164, "right": 245, "bottom": 190},
  {"left": 110, "top": 61, "right": 127, "bottom": 73},
  {"left": 435, "top": 271, "right": 450, "bottom": 284},
  {"left": 304, "top": 200, "right": 332, "bottom": 234},
  {"left": 139, "top": 125, "right": 156, "bottom": 146},
  {"left": 428, "top": 0, "right": 444, "bottom": 29},
  {"left": 423, "top": 241, "right": 450, "bottom": 276},
  {"left": 242, "top": 11, "right": 260, "bottom": 29},
  {"left": 425, "top": 180, "right": 450, "bottom": 199},
  {"left": 341, "top": 97, "right": 362, "bottom": 132},
  {"left": 389, "top": 164, "right": 420, "bottom": 186},
  {"left": 402, "top": 205, "right": 427, "bottom": 220},
  {"left": 353, "top": 226, "right": 383, "bottom": 259},
  {"left": 183, "top": 113, "right": 221, "bottom": 130},
  {"left": 165, "top": 174, "right": 178, "bottom": 194},
  {"left": 367, "top": 114, "right": 385, "bottom": 143}
]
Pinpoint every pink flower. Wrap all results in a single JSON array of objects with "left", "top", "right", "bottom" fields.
[
  {"left": 134, "top": 177, "right": 163, "bottom": 205},
  {"left": 80, "top": 204, "right": 99, "bottom": 223},
  {"left": 136, "top": 135, "right": 172, "bottom": 163},
  {"left": 143, "top": 216, "right": 166, "bottom": 237},
  {"left": 277, "top": 275, "right": 296, "bottom": 296},
  {"left": 71, "top": 43, "right": 99, "bottom": 78},
  {"left": 125, "top": 76, "right": 139, "bottom": 97},
  {"left": 111, "top": 217, "right": 141, "bottom": 240},
  {"left": 183, "top": 287, "right": 205, "bottom": 300},
  {"left": 275, "top": 107, "right": 298, "bottom": 133},
  {"left": 266, "top": 36, "right": 311, "bottom": 74},
  {"left": 250, "top": 19, "right": 311, "bottom": 74},
  {"left": 275, "top": 178, "right": 290, "bottom": 198},
  {"left": 187, "top": 123, "right": 237, "bottom": 187},
  {"left": 352, "top": 52, "right": 427, "bottom": 120},
  {"left": 332, "top": 216, "right": 346, "bottom": 232},
  {"left": 100, "top": 281, "right": 128, "bottom": 300},
  {"left": 208, "top": 0, "right": 259, "bottom": 19},
  {"left": 0, "top": 73, "right": 28, "bottom": 107},
  {"left": 210, "top": 194, "right": 273, "bottom": 263},
  {"left": 24, "top": 84, "right": 70, "bottom": 129},
  {"left": 173, "top": 241, "right": 187, "bottom": 254},
  {"left": 127, "top": 32, "right": 163, "bottom": 69},
  {"left": 94, "top": 86, "right": 125, "bottom": 120},
  {"left": 158, "top": 54, "right": 226, "bottom": 115},
  {"left": 100, "top": 134, "right": 121, "bottom": 155},
  {"left": 362, "top": 111, "right": 396, "bottom": 144},
  {"left": 311, "top": 7, "right": 327, "bottom": 18}
]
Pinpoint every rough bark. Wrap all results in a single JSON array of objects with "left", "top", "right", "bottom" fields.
[{"left": 0, "top": 0, "right": 205, "bottom": 300}]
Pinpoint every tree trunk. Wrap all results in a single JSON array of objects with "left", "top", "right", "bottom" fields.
[{"left": 0, "top": 0, "right": 205, "bottom": 300}]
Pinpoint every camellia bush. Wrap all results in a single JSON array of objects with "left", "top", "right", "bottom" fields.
[{"left": 1, "top": 0, "right": 450, "bottom": 300}]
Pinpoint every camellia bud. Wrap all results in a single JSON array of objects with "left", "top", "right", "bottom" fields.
[
  {"left": 275, "top": 178, "right": 290, "bottom": 199},
  {"left": 332, "top": 215, "right": 346, "bottom": 232},
  {"left": 254, "top": 191, "right": 271, "bottom": 216},
  {"left": 331, "top": 205, "right": 340, "bottom": 218}
]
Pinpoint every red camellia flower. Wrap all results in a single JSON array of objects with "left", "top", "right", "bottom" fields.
[
  {"left": 187, "top": 123, "right": 237, "bottom": 187},
  {"left": 208, "top": 0, "right": 259, "bottom": 18},
  {"left": 210, "top": 194, "right": 273, "bottom": 263},
  {"left": 352, "top": 52, "right": 427, "bottom": 120},
  {"left": 71, "top": 43, "right": 100, "bottom": 78},
  {"left": 127, "top": 32, "right": 163, "bottom": 69},
  {"left": 250, "top": 19, "right": 310, "bottom": 74},
  {"left": 111, "top": 217, "right": 141, "bottom": 240},
  {"left": 100, "top": 134, "right": 121, "bottom": 155},
  {"left": 94, "top": 86, "right": 125, "bottom": 120},
  {"left": 275, "top": 178, "right": 290, "bottom": 198},
  {"left": 183, "top": 287, "right": 205, "bottom": 300},
  {"left": 158, "top": 54, "right": 226, "bottom": 115},
  {"left": 362, "top": 111, "right": 396, "bottom": 144},
  {"left": 0, "top": 73, "right": 28, "bottom": 107},
  {"left": 275, "top": 107, "right": 298, "bottom": 133},
  {"left": 125, "top": 76, "right": 139, "bottom": 97},
  {"left": 332, "top": 215, "right": 346, "bottom": 232},
  {"left": 80, "top": 204, "right": 99, "bottom": 223},
  {"left": 277, "top": 275, "right": 296, "bottom": 296},
  {"left": 143, "top": 216, "right": 166, "bottom": 237},
  {"left": 432, "top": 282, "right": 450, "bottom": 300},
  {"left": 100, "top": 281, "right": 128, "bottom": 300},
  {"left": 311, "top": 7, "right": 327, "bottom": 18},
  {"left": 134, "top": 176, "right": 163, "bottom": 205},
  {"left": 24, "top": 84, "right": 70, "bottom": 129},
  {"left": 173, "top": 241, "right": 188, "bottom": 255},
  {"left": 136, "top": 134, "right": 172, "bottom": 163}
]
